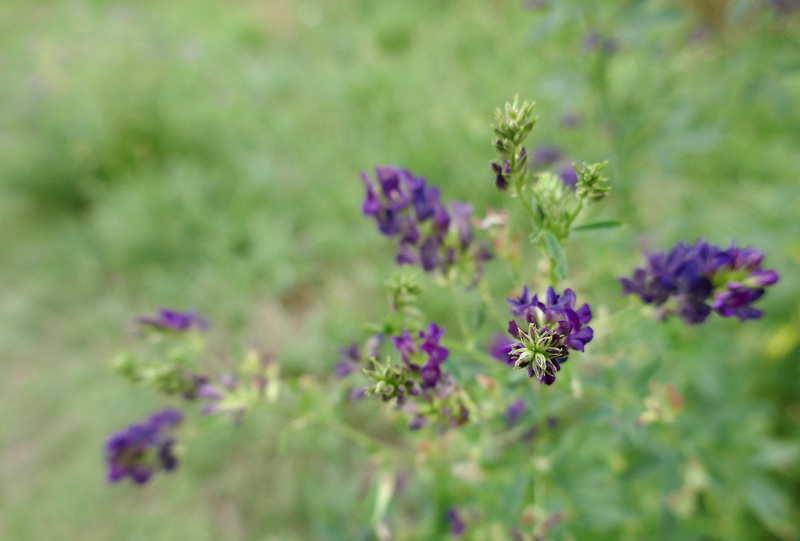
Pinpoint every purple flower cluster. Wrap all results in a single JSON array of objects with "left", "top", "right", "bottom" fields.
[
  {"left": 362, "top": 166, "right": 491, "bottom": 275},
  {"left": 504, "top": 286, "right": 594, "bottom": 385},
  {"left": 137, "top": 308, "right": 209, "bottom": 332},
  {"left": 365, "top": 323, "right": 468, "bottom": 430},
  {"left": 392, "top": 323, "right": 450, "bottom": 390},
  {"left": 491, "top": 160, "right": 512, "bottom": 190},
  {"left": 620, "top": 240, "right": 779, "bottom": 323},
  {"left": 105, "top": 409, "right": 183, "bottom": 484}
]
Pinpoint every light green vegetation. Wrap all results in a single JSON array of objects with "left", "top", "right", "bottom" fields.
[{"left": 1, "top": 0, "right": 798, "bottom": 539}]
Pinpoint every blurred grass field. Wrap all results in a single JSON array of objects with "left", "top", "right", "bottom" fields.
[{"left": 1, "top": 0, "right": 799, "bottom": 539}]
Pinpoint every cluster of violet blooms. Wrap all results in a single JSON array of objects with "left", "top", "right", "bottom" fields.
[
  {"left": 493, "top": 287, "right": 594, "bottom": 385},
  {"left": 362, "top": 166, "right": 491, "bottom": 279},
  {"left": 106, "top": 409, "right": 182, "bottom": 484},
  {"left": 337, "top": 323, "right": 468, "bottom": 430},
  {"left": 619, "top": 239, "right": 779, "bottom": 324},
  {"left": 105, "top": 308, "right": 271, "bottom": 484}
]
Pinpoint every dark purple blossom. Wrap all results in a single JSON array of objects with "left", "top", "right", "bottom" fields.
[
  {"left": 507, "top": 399, "right": 527, "bottom": 426},
  {"left": 558, "top": 162, "right": 579, "bottom": 189},
  {"left": 489, "top": 333, "right": 515, "bottom": 364},
  {"left": 349, "top": 386, "right": 368, "bottom": 400},
  {"left": 137, "top": 308, "right": 208, "bottom": 332},
  {"left": 419, "top": 323, "right": 448, "bottom": 363},
  {"left": 491, "top": 160, "right": 511, "bottom": 190},
  {"left": 583, "top": 31, "right": 619, "bottom": 54},
  {"left": 449, "top": 202, "right": 475, "bottom": 249},
  {"left": 105, "top": 409, "right": 183, "bottom": 485},
  {"left": 561, "top": 113, "right": 581, "bottom": 128},
  {"left": 334, "top": 334, "right": 384, "bottom": 377},
  {"left": 391, "top": 323, "right": 450, "bottom": 389},
  {"left": 366, "top": 324, "right": 467, "bottom": 429},
  {"left": 392, "top": 330, "right": 418, "bottom": 364},
  {"left": 408, "top": 415, "right": 429, "bottom": 430},
  {"left": 505, "top": 286, "right": 594, "bottom": 385},
  {"left": 533, "top": 145, "right": 563, "bottom": 167},
  {"left": 447, "top": 507, "right": 466, "bottom": 537},
  {"left": 362, "top": 166, "right": 490, "bottom": 278},
  {"left": 620, "top": 239, "right": 779, "bottom": 323},
  {"left": 334, "top": 343, "right": 362, "bottom": 378}
]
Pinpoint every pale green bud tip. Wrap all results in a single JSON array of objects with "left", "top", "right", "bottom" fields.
[{"left": 575, "top": 161, "right": 611, "bottom": 202}]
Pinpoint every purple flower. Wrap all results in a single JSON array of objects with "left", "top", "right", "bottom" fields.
[
  {"left": 583, "top": 31, "right": 618, "bottom": 54},
  {"left": 489, "top": 333, "right": 515, "bottom": 364},
  {"left": 333, "top": 343, "right": 362, "bottom": 378},
  {"left": 420, "top": 362, "right": 442, "bottom": 388},
  {"left": 137, "top": 308, "right": 208, "bottom": 332},
  {"left": 408, "top": 415, "right": 429, "bottom": 430},
  {"left": 620, "top": 239, "right": 779, "bottom": 323},
  {"left": 533, "top": 145, "right": 563, "bottom": 168},
  {"left": 507, "top": 399, "right": 527, "bottom": 426},
  {"left": 334, "top": 335, "right": 384, "bottom": 377},
  {"left": 390, "top": 324, "right": 450, "bottom": 388},
  {"left": 447, "top": 507, "right": 466, "bottom": 537},
  {"left": 419, "top": 323, "right": 448, "bottom": 363},
  {"left": 491, "top": 160, "right": 511, "bottom": 190},
  {"left": 449, "top": 202, "right": 475, "bottom": 249},
  {"left": 420, "top": 236, "right": 441, "bottom": 271},
  {"left": 561, "top": 113, "right": 581, "bottom": 128},
  {"left": 558, "top": 162, "right": 579, "bottom": 189},
  {"left": 392, "top": 330, "right": 418, "bottom": 364},
  {"left": 365, "top": 326, "right": 449, "bottom": 409},
  {"left": 105, "top": 409, "right": 183, "bottom": 485},
  {"left": 505, "top": 286, "right": 594, "bottom": 385},
  {"left": 349, "top": 386, "right": 368, "bottom": 400},
  {"left": 362, "top": 166, "right": 491, "bottom": 279}
]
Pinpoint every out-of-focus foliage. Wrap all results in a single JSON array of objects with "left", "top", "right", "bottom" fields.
[{"left": 0, "top": 0, "right": 798, "bottom": 539}]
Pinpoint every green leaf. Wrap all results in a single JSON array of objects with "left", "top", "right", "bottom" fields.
[
  {"left": 572, "top": 220, "right": 623, "bottom": 232},
  {"left": 543, "top": 232, "right": 567, "bottom": 280}
]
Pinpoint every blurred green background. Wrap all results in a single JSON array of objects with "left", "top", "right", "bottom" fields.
[{"left": 1, "top": 0, "right": 799, "bottom": 539}]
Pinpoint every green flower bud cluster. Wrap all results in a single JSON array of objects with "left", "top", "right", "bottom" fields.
[
  {"left": 493, "top": 96, "right": 538, "bottom": 156},
  {"left": 489, "top": 98, "right": 617, "bottom": 284},
  {"left": 363, "top": 358, "right": 417, "bottom": 404},
  {"left": 111, "top": 350, "right": 204, "bottom": 398},
  {"left": 491, "top": 96, "right": 538, "bottom": 192},
  {"left": 532, "top": 173, "right": 571, "bottom": 239},
  {"left": 509, "top": 322, "right": 568, "bottom": 384},
  {"left": 575, "top": 161, "right": 611, "bottom": 202}
]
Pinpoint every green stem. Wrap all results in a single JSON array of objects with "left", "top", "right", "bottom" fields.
[
  {"left": 510, "top": 151, "right": 540, "bottom": 228},
  {"left": 567, "top": 200, "right": 584, "bottom": 230},
  {"left": 326, "top": 419, "right": 410, "bottom": 460},
  {"left": 538, "top": 238, "right": 559, "bottom": 288},
  {"left": 448, "top": 283, "right": 474, "bottom": 350},
  {"left": 534, "top": 387, "right": 550, "bottom": 507}
]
